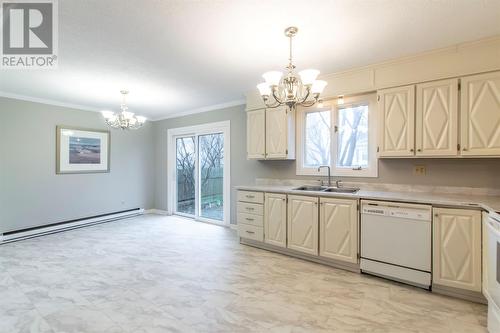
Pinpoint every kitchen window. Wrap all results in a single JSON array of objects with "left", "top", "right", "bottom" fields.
[{"left": 296, "top": 93, "right": 378, "bottom": 177}]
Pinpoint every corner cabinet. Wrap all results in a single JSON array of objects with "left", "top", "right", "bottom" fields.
[
  {"left": 460, "top": 71, "right": 500, "bottom": 156},
  {"left": 377, "top": 85, "right": 416, "bottom": 157},
  {"left": 319, "top": 198, "right": 358, "bottom": 264},
  {"left": 246, "top": 106, "right": 295, "bottom": 160},
  {"left": 287, "top": 195, "right": 318, "bottom": 255},
  {"left": 432, "top": 207, "right": 482, "bottom": 292},
  {"left": 264, "top": 193, "right": 287, "bottom": 248}
]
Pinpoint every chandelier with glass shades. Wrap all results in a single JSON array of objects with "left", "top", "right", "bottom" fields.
[
  {"left": 101, "top": 90, "right": 147, "bottom": 130},
  {"left": 257, "top": 27, "right": 327, "bottom": 110}
]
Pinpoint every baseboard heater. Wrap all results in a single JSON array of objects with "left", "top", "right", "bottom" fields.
[{"left": 1, "top": 208, "right": 144, "bottom": 244}]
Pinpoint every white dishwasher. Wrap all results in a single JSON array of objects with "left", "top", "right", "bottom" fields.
[{"left": 360, "top": 200, "right": 432, "bottom": 289}]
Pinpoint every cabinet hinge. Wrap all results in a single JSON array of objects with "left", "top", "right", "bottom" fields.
[
  {"left": 457, "top": 143, "right": 461, "bottom": 151},
  {"left": 377, "top": 95, "right": 380, "bottom": 102},
  {"left": 458, "top": 82, "right": 461, "bottom": 91},
  {"left": 286, "top": 149, "right": 288, "bottom": 155},
  {"left": 377, "top": 146, "right": 380, "bottom": 153}
]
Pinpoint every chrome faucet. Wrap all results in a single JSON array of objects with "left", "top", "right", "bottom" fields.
[{"left": 317, "top": 165, "right": 331, "bottom": 187}]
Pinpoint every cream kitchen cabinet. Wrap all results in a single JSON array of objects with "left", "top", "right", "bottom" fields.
[
  {"left": 415, "top": 79, "right": 459, "bottom": 157},
  {"left": 378, "top": 85, "right": 416, "bottom": 157},
  {"left": 247, "top": 109, "right": 266, "bottom": 159},
  {"left": 319, "top": 197, "right": 358, "bottom": 263},
  {"left": 460, "top": 71, "right": 500, "bottom": 156},
  {"left": 432, "top": 207, "right": 482, "bottom": 292},
  {"left": 246, "top": 106, "right": 295, "bottom": 160},
  {"left": 264, "top": 193, "right": 287, "bottom": 248},
  {"left": 287, "top": 195, "right": 319, "bottom": 255},
  {"left": 237, "top": 191, "right": 264, "bottom": 242},
  {"left": 482, "top": 211, "right": 489, "bottom": 296}
]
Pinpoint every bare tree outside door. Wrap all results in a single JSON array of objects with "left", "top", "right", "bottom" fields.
[
  {"left": 176, "top": 137, "right": 195, "bottom": 215},
  {"left": 199, "top": 133, "right": 224, "bottom": 221}
]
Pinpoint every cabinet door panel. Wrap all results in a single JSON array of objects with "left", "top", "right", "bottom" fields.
[
  {"left": 319, "top": 198, "right": 358, "bottom": 263},
  {"left": 416, "top": 79, "right": 458, "bottom": 156},
  {"left": 265, "top": 107, "right": 288, "bottom": 159},
  {"left": 378, "top": 85, "right": 415, "bottom": 157},
  {"left": 433, "top": 208, "right": 482, "bottom": 292},
  {"left": 461, "top": 71, "right": 500, "bottom": 156},
  {"left": 287, "top": 195, "right": 319, "bottom": 255},
  {"left": 247, "top": 109, "right": 266, "bottom": 159},
  {"left": 264, "top": 193, "right": 287, "bottom": 248}
]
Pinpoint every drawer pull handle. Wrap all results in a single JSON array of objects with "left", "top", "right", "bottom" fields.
[
  {"left": 245, "top": 218, "right": 254, "bottom": 221},
  {"left": 246, "top": 207, "right": 254, "bottom": 211},
  {"left": 245, "top": 230, "right": 255, "bottom": 234},
  {"left": 246, "top": 195, "right": 255, "bottom": 199}
]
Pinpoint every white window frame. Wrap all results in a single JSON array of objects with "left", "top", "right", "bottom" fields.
[
  {"left": 296, "top": 93, "right": 378, "bottom": 178},
  {"left": 167, "top": 121, "right": 231, "bottom": 226}
]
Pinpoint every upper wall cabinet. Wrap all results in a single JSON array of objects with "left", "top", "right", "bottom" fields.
[
  {"left": 460, "top": 71, "right": 500, "bottom": 156},
  {"left": 416, "top": 79, "right": 458, "bottom": 157},
  {"left": 377, "top": 71, "right": 500, "bottom": 158},
  {"left": 378, "top": 85, "right": 415, "bottom": 157},
  {"left": 246, "top": 106, "right": 295, "bottom": 160},
  {"left": 247, "top": 109, "right": 266, "bottom": 159}
]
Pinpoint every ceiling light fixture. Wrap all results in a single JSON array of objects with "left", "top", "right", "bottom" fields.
[
  {"left": 101, "top": 90, "right": 147, "bottom": 130},
  {"left": 257, "top": 27, "right": 327, "bottom": 110}
]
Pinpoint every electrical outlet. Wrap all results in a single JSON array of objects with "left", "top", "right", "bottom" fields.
[{"left": 414, "top": 165, "right": 426, "bottom": 176}]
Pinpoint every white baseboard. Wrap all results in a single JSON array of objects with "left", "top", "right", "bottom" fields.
[
  {"left": 145, "top": 209, "right": 170, "bottom": 215},
  {"left": 1, "top": 209, "right": 144, "bottom": 244}
]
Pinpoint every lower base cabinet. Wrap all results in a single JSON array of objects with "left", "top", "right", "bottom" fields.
[
  {"left": 264, "top": 193, "right": 287, "bottom": 248},
  {"left": 433, "top": 207, "right": 482, "bottom": 292},
  {"left": 287, "top": 195, "right": 319, "bottom": 255},
  {"left": 319, "top": 198, "right": 358, "bottom": 263}
]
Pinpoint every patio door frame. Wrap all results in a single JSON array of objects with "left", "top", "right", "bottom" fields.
[{"left": 167, "top": 121, "right": 230, "bottom": 226}]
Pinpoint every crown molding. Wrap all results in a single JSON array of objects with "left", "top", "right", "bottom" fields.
[
  {"left": 0, "top": 90, "right": 245, "bottom": 122},
  {"left": 0, "top": 91, "right": 102, "bottom": 113},
  {"left": 150, "top": 99, "right": 246, "bottom": 121}
]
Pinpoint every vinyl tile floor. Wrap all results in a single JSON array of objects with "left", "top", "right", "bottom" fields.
[{"left": 0, "top": 214, "right": 488, "bottom": 333}]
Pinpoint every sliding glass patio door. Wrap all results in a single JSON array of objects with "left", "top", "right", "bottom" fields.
[
  {"left": 198, "top": 133, "right": 224, "bottom": 221},
  {"left": 175, "top": 136, "right": 196, "bottom": 216},
  {"left": 170, "top": 122, "right": 230, "bottom": 225}
]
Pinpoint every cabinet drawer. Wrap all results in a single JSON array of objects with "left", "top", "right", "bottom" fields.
[
  {"left": 238, "top": 224, "right": 264, "bottom": 242},
  {"left": 237, "top": 212, "right": 263, "bottom": 227},
  {"left": 237, "top": 202, "right": 264, "bottom": 216},
  {"left": 237, "top": 191, "right": 264, "bottom": 204}
]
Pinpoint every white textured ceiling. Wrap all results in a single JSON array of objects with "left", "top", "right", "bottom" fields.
[{"left": 1, "top": 0, "right": 500, "bottom": 120}]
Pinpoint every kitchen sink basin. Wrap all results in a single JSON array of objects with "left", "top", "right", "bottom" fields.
[
  {"left": 292, "top": 185, "right": 327, "bottom": 191},
  {"left": 292, "top": 185, "right": 360, "bottom": 194},
  {"left": 322, "top": 187, "right": 360, "bottom": 194}
]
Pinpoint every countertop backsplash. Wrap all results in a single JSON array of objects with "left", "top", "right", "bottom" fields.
[{"left": 254, "top": 178, "right": 500, "bottom": 197}]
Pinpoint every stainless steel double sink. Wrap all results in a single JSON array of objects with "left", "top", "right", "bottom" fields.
[{"left": 292, "top": 185, "right": 360, "bottom": 194}]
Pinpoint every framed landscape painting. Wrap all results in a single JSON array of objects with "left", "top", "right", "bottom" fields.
[{"left": 56, "top": 126, "right": 110, "bottom": 174}]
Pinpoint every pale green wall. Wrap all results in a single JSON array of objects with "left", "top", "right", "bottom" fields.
[
  {"left": 154, "top": 105, "right": 500, "bottom": 224},
  {"left": 0, "top": 97, "right": 155, "bottom": 233}
]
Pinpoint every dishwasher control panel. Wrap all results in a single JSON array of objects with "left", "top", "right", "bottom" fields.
[{"left": 362, "top": 202, "right": 431, "bottom": 221}]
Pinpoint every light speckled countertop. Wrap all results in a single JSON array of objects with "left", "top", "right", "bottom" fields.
[{"left": 235, "top": 184, "right": 500, "bottom": 214}]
